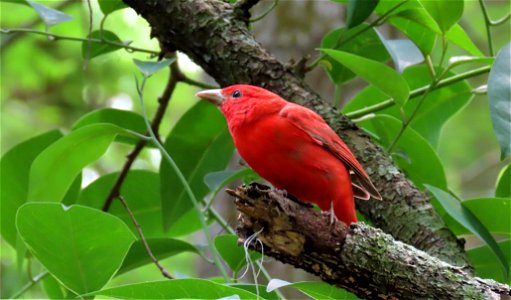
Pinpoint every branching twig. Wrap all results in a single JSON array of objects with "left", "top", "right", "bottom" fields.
[
  {"left": 0, "top": 28, "right": 159, "bottom": 55},
  {"left": 102, "top": 58, "right": 181, "bottom": 211},
  {"left": 0, "top": 0, "right": 75, "bottom": 49},
  {"left": 250, "top": 0, "right": 279, "bottom": 22},
  {"left": 304, "top": 0, "right": 409, "bottom": 73},
  {"left": 478, "top": 0, "right": 495, "bottom": 56},
  {"left": 10, "top": 271, "right": 49, "bottom": 299},
  {"left": 117, "top": 195, "right": 173, "bottom": 279},
  {"left": 345, "top": 65, "right": 491, "bottom": 119}
]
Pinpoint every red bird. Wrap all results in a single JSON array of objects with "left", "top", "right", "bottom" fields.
[{"left": 196, "top": 85, "right": 381, "bottom": 224}]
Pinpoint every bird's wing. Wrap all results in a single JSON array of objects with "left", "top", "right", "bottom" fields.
[{"left": 280, "top": 103, "right": 382, "bottom": 200}]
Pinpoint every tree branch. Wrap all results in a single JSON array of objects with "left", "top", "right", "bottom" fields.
[
  {"left": 122, "top": 0, "right": 471, "bottom": 269},
  {"left": 229, "top": 184, "right": 510, "bottom": 299}
]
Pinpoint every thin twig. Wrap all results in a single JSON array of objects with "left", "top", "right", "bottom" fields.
[
  {"left": 136, "top": 74, "right": 230, "bottom": 280},
  {"left": 345, "top": 65, "right": 491, "bottom": 119},
  {"left": 180, "top": 76, "right": 219, "bottom": 89},
  {"left": 0, "top": 28, "right": 159, "bottom": 55},
  {"left": 117, "top": 195, "right": 173, "bottom": 279},
  {"left": 1, "top": 0, "right": 75, "bottom": 49},
  {"left": 10, "top": 271, "right": 48, "bottom": 299},
  {"left": 102, "top": 59, "right": 181, "bottom": 211},
  {"left": 387, "top": 55, "right": 447, "bottom": 152},
  {"left": 84, "top": 0, "right": 93, "bottom": 69},
  {"left": 250, "top": 0, "right": 279, "bottom": 22},
  {"left": 304, "top": 0, "right": 409, "bottom": 72},
  {"left": 234, "top": 0, "right": 261, "bottom": 12},
  {"left": 478, "top": 0, "right": 495, "bottom": 56}
]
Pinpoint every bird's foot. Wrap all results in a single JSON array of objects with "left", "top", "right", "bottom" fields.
[{"left": 323, "top": 201, "right": 336, "bottom": 225}]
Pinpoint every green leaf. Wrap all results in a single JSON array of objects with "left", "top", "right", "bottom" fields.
[
  {"left": 73, "top": 108, "right": 147, "bottom": 146},
  {"left": 488, "top": 43, "right": 511, "bottom": 160},
  {"left": 445, "top": 24, "right": 484, "bottom": 57},
  {"left": 134, "top": 58, "right": 176, "bottom": 77},
  {"left": 0, "top": 130, "right": 62, "bottom": 247},
  {"left": 214, "top": 234, "right": 262, "bottom": 273},
  {"left": 447, "top": 56, "right": 494, "bottom": 70},
  {"left": 377, "top": 32, "right": 424, "bottom": 73},
  {"left": 228, "top": 284, "right": 279, "bottom": 300},
  {"left": 320, "top": 24, "right": 389, "bottom": 84},
  {"left": 88, "top": 279, "right": 258, "bottom": 299},
  {"left": 425, "top": 185, "right": 509, "bottom": 280},
  {"left": 267, "top": 279, "right": 359, "bottom": 300},
  {"left": 418, "top": 0, "right": 463, "bottom": 33},
  {"left": 463, "top": 198, "right": 511, "bottom": 236},
  {"left": 1, "top": 0, "right": 30, "bottom": 6},
  {"left": 496, "top": 164, "right": 511, "bottom": 198},
  {"left": 322, "top": 49, "right": 409, "bottom": 107},
  {"left": 160, "top": 102, "right": 234, "bottom": 230},
  {"left": 41, "top": 274, "right": 76, "bottom": 299},
  {"left": 388, "top": 14, "right": 437, "bottom": 54},
  {"left": 167, "top": 209, "right": 206, "bottom": 237},
  {"left": 16, "top": 203, "right": 136, "bottom": 294},
  {"left": 359, "top": 115, "right": 446, "bottom": 189},
  {"left": 204, "top": 168, "right": 257, "bottom": 191},
  {"left": 374, "top": 0, "right": 424, "bottom": 18},
  {"left": 82, "top": 30, "right": 122, "bottom": 59},
  {"left": 28, "top": 124, "right": 132, "bottom": 203},
  {"left": 61, "top": 173, "right": 82, "bottom": 206},
  {"left": 98, "top": 0, "right": 127, "bottom": 15},
  {"left": 78, "top": 171, "right": 166, "bottom": 237},
  {"left": 118, "top": 238, "right": 199, "bottom": 275},
  {"left": 468, "top": 239, "right": 510, "bottom": 285},
  {"left": 393, "top": 7, "right": 441, "bottom": 33},
  {"left": 344, "top": 65, "right": 472, "bottom": 147},
  {"left": 27, "top": 0, "right": 73, "bottom": 27},
  {"left": 346, "top": 0, "right": 379, "bottom": 29}
]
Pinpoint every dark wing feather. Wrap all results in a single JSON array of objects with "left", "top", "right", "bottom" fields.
[{"left": 280, "top": 103, "right": 382, "bottom": 200}]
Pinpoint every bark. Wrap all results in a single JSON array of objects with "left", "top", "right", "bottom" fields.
[
  {"left": 122, "top": 0, "right": 469, "bottom": 267},
  {"left": 229, "top": 183, "right": 510, "bottom": 300}
]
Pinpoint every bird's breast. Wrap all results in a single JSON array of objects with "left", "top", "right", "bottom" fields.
[{"left": 230, "top": 113, "right": 351, "bottom": 207}]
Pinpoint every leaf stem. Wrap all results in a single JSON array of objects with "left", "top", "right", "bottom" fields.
[
  {"left": 0, "top": 28, "right": 159, "bottom": 55},
  {"left": 10, "top": 271, "right": 48, "bottom": 299},
  {"left": 345, "top": 65, "right": 491, "bottom": 119},
  {"left": 478, "top": 0, "right": 495, "bottom": 56},
  {"left": 490, "top": 13, "right": 510, "bottom": 26},
  {"left": 136, "top": 75, "right": 230, "bottom": 281}
]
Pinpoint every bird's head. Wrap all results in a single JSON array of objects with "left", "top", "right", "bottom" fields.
[{"left": 196, "top": 84, "right": 285, "bottom": 114}]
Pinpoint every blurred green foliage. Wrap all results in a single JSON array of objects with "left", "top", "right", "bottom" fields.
[{"left": 1, "top": 0, "right": 510, "bottom": 299}]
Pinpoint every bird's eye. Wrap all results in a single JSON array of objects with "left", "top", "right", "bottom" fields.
[{"left": 232, "top": 90, "right": 242, "bottom": 98}]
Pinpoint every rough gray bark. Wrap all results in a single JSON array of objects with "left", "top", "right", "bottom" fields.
[
  {"left": 230, "top": 183, "right": 510, "bottom": 300},
  {"left": 122, "top": 0, "right": 469, "bottom": 267}
]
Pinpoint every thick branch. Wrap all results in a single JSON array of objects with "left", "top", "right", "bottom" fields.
[
  {"left": 230, "top": 184, "right": 510, "bottom": 299},
  {"left": 122, "top": 0, "right": 470, "bottom": 268}
]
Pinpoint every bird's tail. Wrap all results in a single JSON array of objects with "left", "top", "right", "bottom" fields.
[{"left": 333, "top": 184, "right": 357, "bottom": 224}]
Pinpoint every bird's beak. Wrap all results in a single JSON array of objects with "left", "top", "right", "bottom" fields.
[{"left": 195, "top": 89, "right": 224, "bottom": 106}]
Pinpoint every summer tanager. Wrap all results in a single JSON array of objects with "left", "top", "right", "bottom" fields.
[{"left": 196, "top": 84, "right": 381, "bottom": 224}]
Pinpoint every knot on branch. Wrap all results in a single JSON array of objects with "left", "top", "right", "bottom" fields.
[{"left": 227, "top": 183, "right": 347, "bottom": 257}]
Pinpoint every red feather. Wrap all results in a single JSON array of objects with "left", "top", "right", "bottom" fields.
[{"left": 197, "top": 84, "right": 381, "bottom": 224}]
